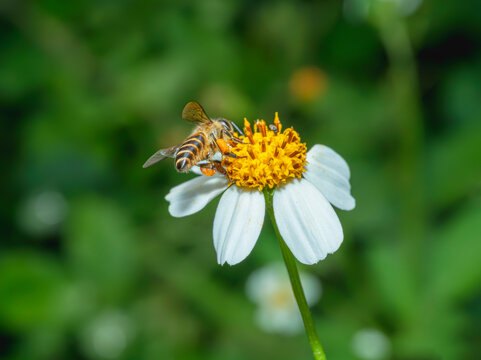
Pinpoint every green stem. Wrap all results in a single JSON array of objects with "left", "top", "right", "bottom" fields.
[{"left": 264, "top": 190, "right": 327, "bottom": 360}]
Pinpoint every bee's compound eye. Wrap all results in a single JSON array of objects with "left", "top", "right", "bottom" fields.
[{"left": 220, "top": 119, "right": 232, "bottom": 130}]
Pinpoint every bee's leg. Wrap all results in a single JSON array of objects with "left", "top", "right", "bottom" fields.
[
  {"left": 199, "top": 161, "right": 231, "bottom": 181},
  {"left": 211, "top": 134, "right": 243, "bottom": 158},
  {"left": 221, "top": 129, "right": 243, "bottom": 143},
  {"left": 211, "top": 161, "right": 231, "bottom": 182},
  {"left": 198, "top": 163, "right": 216, "bottom": 177}
]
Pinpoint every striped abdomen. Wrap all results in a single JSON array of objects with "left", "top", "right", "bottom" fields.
[{"left": 175, "top": 133, "right": 206, "bottom": 172}]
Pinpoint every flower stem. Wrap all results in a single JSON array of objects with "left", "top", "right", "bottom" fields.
[{"left": 264, "top": 190, "right": 327, "bottom": 360}]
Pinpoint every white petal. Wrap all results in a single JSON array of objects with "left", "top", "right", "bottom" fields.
[
  {"left": 273, "top": 178, "right": 343, "bottom": 265},
  {"left": 307, "top": 144, "right": 351, "bottom": 178},
  {"left": 304, "top": 144, "right": 355, "bottom": 210},
  {"left": 191, "top": 155, "right": 223, "bottom": 175},
  {"left": 213, "top": 186, "right": 265, "bottom": 265},
  {"left": 165, "top": 176, "right": 228, "bottom": 217},
  {"left": 211, "top": 152, "right": 222, "bottom": 162},
  {"left": 190, "top": 165, "right": 203, "bottom": 175}
]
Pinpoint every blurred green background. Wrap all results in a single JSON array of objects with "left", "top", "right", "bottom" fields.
[{"left": 1, "top": 0, "right": 481, "bottom": 359}]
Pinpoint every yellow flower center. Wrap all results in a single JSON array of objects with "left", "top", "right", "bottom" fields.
[{"left": 222, "top": 113, "right": 307, "bottom": 191}]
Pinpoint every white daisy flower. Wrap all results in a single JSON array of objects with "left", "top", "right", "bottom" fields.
[
  {"left": 246, "top": 263, "right": 321, "bottom": 335},
  {"left": 165, "top": 114, "right": 355, "bottom": 265}
]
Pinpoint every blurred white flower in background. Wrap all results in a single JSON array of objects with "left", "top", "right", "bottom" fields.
[
  {"left": 246, "top": 263, "right": 321, "bottom": 335},
  {"left": 351, "top": 328, "right": 392, "bottom": 360},
  {"left": 17, "top": 190, "right": 68, "bottom": 236},
  {"left": 81, "top": 310, "right": 134, "bottom": 359}
]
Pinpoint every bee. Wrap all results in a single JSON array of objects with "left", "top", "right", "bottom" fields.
[{"left": 143, "top": 101, "right": 244, "bottom": 176}]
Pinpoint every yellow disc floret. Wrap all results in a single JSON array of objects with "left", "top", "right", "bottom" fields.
[{"left": 222, "top": 113, "right": 307, "bottom": 191}]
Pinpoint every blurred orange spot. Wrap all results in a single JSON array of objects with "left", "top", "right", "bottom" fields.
[{"left": 289, "top": 67, "right": 328, "bottom": 102}]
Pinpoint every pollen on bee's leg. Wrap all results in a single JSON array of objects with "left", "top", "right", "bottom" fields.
[
  {"left": 216, "top": 138, "right": 230, "bottom": 153},
  {"left": 200, "top": 167, "right": 216, "bottom": 176}
]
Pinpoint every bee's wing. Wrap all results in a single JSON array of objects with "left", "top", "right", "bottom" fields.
[
  {"left": 142, "top": 145, "right": 179, "bottom": 168},
  {"left": 182, "top": 101, "right": 212, "bottom": 124}
]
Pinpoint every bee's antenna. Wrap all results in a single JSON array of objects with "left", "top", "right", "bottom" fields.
[{"left": 231, "top": 121, "right": 245, "bottom": 136}]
